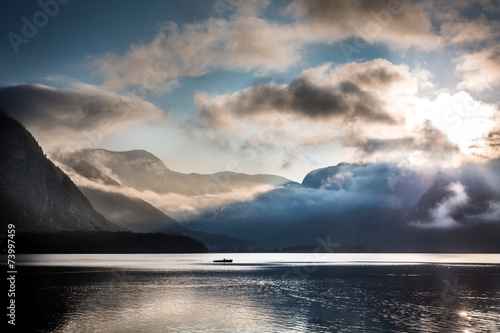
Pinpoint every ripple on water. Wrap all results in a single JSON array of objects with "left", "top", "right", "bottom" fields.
[{"left": 13, "top": 254, "right": 500, "bottom": 332}]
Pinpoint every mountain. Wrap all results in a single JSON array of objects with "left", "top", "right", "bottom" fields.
[
  {"left": 16, "top": 231, "right": 208, "bottom": 254},
  {"left": 38, "top": 133, "right": 499, "bottom": 252},
  {"left": 54, "top": 151, "right": 257, "bottom": 250},
  {"left": 413, "top": 177, "right": 453, "bottom": 212},
  {"left": 55, "top": 151, "right": 183, "bottom": 232},
  {"left": 56, "top": 151, "right": 120, "bottom": 186},
  {"left": 410, "top": 162, "right": 500, "bottom": 226},
  {"left": 78, "top": 186, "right": 256, "bottom": 250},
  {"left": 302, "top": 162, "right": 430, "bottom": 207},
  {"left": 77, "top": 187, "right": 183, "bottom": 234},
  {"left": 72, "top": 148, "right": 294, "bottom": 195},
  {"left": 184, "top": 161, "right": 500, "bottom": 251},
  {"left": 0, "top": 111, "right": 122, "bottom": 232},
  {"left": 302, "top": 163, "right": 353, "bottom": 189}
]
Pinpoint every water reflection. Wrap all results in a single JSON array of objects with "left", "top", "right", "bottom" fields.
[{"left": 13, "top": 254, "right": 500, "bottom": 332}]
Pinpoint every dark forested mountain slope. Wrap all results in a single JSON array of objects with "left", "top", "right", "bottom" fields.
[{"left": 0, "top": 110, "right": 122, "bottom": 232}]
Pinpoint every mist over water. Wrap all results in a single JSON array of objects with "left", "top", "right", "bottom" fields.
[{"left": 11, "top": 254, "right": 500, "bottom": 332}]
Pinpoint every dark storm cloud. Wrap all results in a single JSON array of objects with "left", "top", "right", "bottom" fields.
[
  {"left": 289, "top": 79, "right": 395, "bottom": 123},
  {"left": 199, "top": 77, "right": 397, "bottom": 124}
]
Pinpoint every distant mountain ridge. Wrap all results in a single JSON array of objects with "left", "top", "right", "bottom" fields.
[
  {"left": 54, "top": 150, "right": 258, "bottom": 250},
  {"left": 0, "top": 111, "right": 122, "bottom": 232},
  {"left": 72, "top": 148, "right": 294, "bottom": 195}
]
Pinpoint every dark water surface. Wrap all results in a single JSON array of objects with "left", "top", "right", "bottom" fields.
[{"left": 9, "top": 253, "right": 500, "bottom": 332}]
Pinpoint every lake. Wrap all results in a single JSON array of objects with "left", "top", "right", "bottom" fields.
[{"left": 8, "top": 253, "right": 500, "bottom": 332}]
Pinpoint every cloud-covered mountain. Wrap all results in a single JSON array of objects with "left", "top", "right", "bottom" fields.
[
  {"left": 410, "top": 160, "right": 500, "bottom": 228},
  {"left": 184, "top": 161, "right": 500, "bottom": 251},
  {"left": 45, "top": 143, "right": 500, "bottom": 252},
  {"left": 73, "top": 148, "right": 293, "bottom": 195},
  {"left": 54, "top": 151, "right": 258, "bottom": 250},
  {"left": 7, "top": 101, "right": 497, "bottom": 252},
  {"left": 52, "top": 144, "right": 500, "bottom": 251},
  {"left": 55, "top": 148, "right": 294, "bottom": 221},
  {"left": 0, "top": 111, "right": 123, "bottom": 232},
  {"left": 76, "top": 187, "right": 182, "bottom": 234},
  {"left": 75, "top": 186, "right": 255, "bottom": 250}
]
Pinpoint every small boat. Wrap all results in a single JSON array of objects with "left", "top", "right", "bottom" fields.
[{"left": 213, "top": 258, "right": 233, "bottom": 263}]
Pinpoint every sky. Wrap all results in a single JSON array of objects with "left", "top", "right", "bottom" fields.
[{"left": 1, "top": 0, "right": 500, "bottom": 182}]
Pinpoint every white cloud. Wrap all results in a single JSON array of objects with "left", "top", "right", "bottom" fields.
[
  {"left": 91, "top": 16, "right": 308, "bottom": 91},
  {"left": 194, "top": 59, "right": 416, "bottom": 130},
  {"left": 456, "top": 46, "right": 500, "bottom": 93},
  {"left": 189, "top": 59, "right": 500, "bottom": 169},
  {"left": 320, "top": 172, "right": 353, "bottom": 190},
  {"left": 411, "top": 182, "right": 469, "bottom": 228},
  {"left": 418, "top": 91, "right": 498, "bottom": 152},
  {"left": 90, "top": 1, "right": 441, "bottom": 91}
]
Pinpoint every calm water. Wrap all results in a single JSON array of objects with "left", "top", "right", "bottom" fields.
[{"left": 9, "top": 253, "right": 500, "bottom": 332}]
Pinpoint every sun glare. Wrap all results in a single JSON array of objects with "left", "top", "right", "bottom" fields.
[{"left": 424, "top": 92, "right": 496, "bottom": 155}]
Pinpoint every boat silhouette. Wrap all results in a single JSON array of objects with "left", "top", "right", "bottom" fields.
[{"left": 213, "top": 258, "right": 233, "bottom": 263}]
